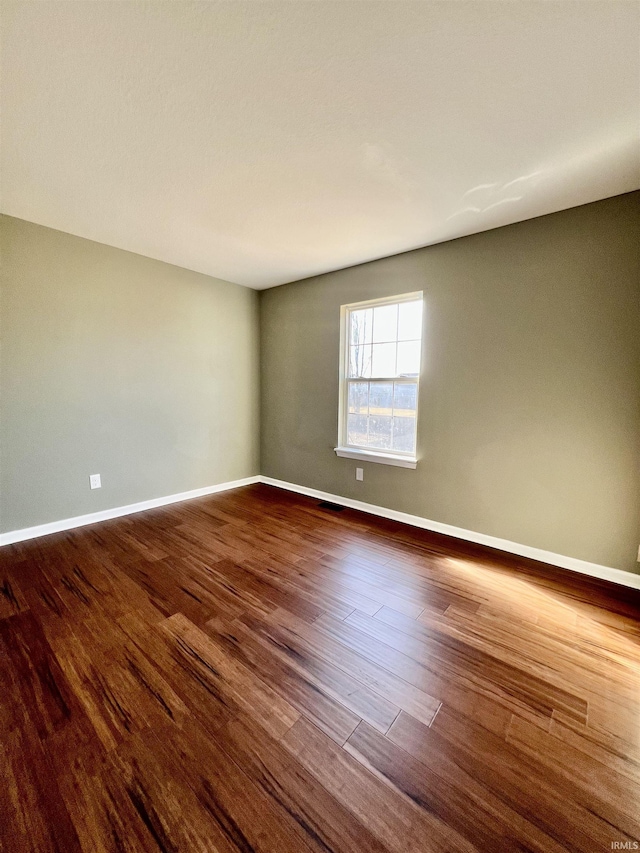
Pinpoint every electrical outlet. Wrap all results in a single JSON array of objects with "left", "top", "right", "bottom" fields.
[
  {"left": 89, "top": 474, "right": 101, "bottom": 490},
  {"left": 355, "top": 467, "right": 364, "bottom": 482},
  {"left": 637, "top": 545, "right": 640, "bottom": 563}
]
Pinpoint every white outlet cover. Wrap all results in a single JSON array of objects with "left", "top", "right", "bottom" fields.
[
  {"left": 356, "top": 468, "right": 364, "bottom": 481},
  {"left": 90, "top": 474, "right": 101, "bottom": 489}
]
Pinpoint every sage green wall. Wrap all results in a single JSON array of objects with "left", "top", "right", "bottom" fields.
[
  {"left": 0, "top": 215, "right": 259, "bottom": 532},
  {"left": 260, "top": 192, "right": 640, "bottom": 574}
]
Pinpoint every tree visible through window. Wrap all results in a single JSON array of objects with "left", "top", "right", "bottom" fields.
[{"left": 341, "top": 292, "right": 423, "bottom": 458}]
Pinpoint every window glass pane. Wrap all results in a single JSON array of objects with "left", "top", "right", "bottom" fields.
[
  {"left": 398, "top": 300, "right": 423, "bottom": 341},
  {"left": 347, "top": 413, "right": 368, "bottom": 446},
  {"left": 393, "top": 382, "right": 417, "bottom": 415},
  {"left": 350, "top": 308, "right": 373, "bottom": 346},
  {"left": 368, "top": 415, "right": 392, "bottom": 450},
  {"left": 368, "top": 382, "right": 393, "bottom": 416},
  {"left": 371, "top": 342, "right": 396, "bottom": 377},
  {"left": 349, "top": 344, "right": 372, "bottom": 378},
  {"left": 372, "top": 304, "right": 398, "bottom": 343},
  {"left": 348, "top": 382, "right": 369, "bottom": 414},
  {"left": 392, "top": 416, "right": 416, "bottom": 453},
  {"left": 396, "top": 340, "right": 421, "bottom": 375}
]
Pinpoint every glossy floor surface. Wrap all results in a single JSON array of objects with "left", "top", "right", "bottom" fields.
[{"left": 2, "top": 484, "right": 639, "bottom": 852}]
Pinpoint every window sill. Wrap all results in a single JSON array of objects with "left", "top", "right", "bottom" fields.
[{"left": 334, "top": 447, "right": 417, "bottom": 469}]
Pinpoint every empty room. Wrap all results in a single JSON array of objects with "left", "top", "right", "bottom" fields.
[{"left": 1, "top": 2, "right": 639, "bottom": 851}]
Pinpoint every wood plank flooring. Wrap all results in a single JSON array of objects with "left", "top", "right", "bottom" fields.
[{"left": 1, "top": 483, "right": 639, "bottom": 852}]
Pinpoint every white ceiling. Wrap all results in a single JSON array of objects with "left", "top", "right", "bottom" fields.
[{"left": 2, "top": 2, "right": 639, "bottom": 289}]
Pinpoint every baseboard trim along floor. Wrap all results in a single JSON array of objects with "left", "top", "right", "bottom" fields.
[
  {"left": 1, "top": 473, "right": 638, "bottom": 591},
  {"left": 0, "top": 476, "right": 262, "bottom": 546},
  {"left": 260, "top": 476, "right": 640, "bottom": 592}
]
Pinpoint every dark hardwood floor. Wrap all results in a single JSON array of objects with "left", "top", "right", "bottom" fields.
[{"left": 2, "top": 483, "right": 639, "bottom": 852}]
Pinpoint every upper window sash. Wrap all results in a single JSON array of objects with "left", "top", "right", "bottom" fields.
[{"left": 346, "top": 295, "right": 423, "bottom": 380}]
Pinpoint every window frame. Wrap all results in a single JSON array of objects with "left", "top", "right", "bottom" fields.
[{"left": 335, "top": 291, "right": 423, "bottom": 469}]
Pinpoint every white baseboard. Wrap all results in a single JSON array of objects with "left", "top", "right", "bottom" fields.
[
  {"left": 259, "top": 476, "right": 640, "bottom": 591},
  {"left": 2, "top": 472, "right": 638, "bottom": 591},
  {"left": 0, "top": 476, "right": 261, "bottom": 546}
]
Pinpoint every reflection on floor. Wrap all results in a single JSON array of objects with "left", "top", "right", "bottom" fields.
[{"left": 2, "top": 483, "right": 639, "bottom": 852}]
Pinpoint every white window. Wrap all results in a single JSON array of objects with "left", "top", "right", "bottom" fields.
[{"left": 335, "top": 291, "right": 423, "bottom": 469}]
